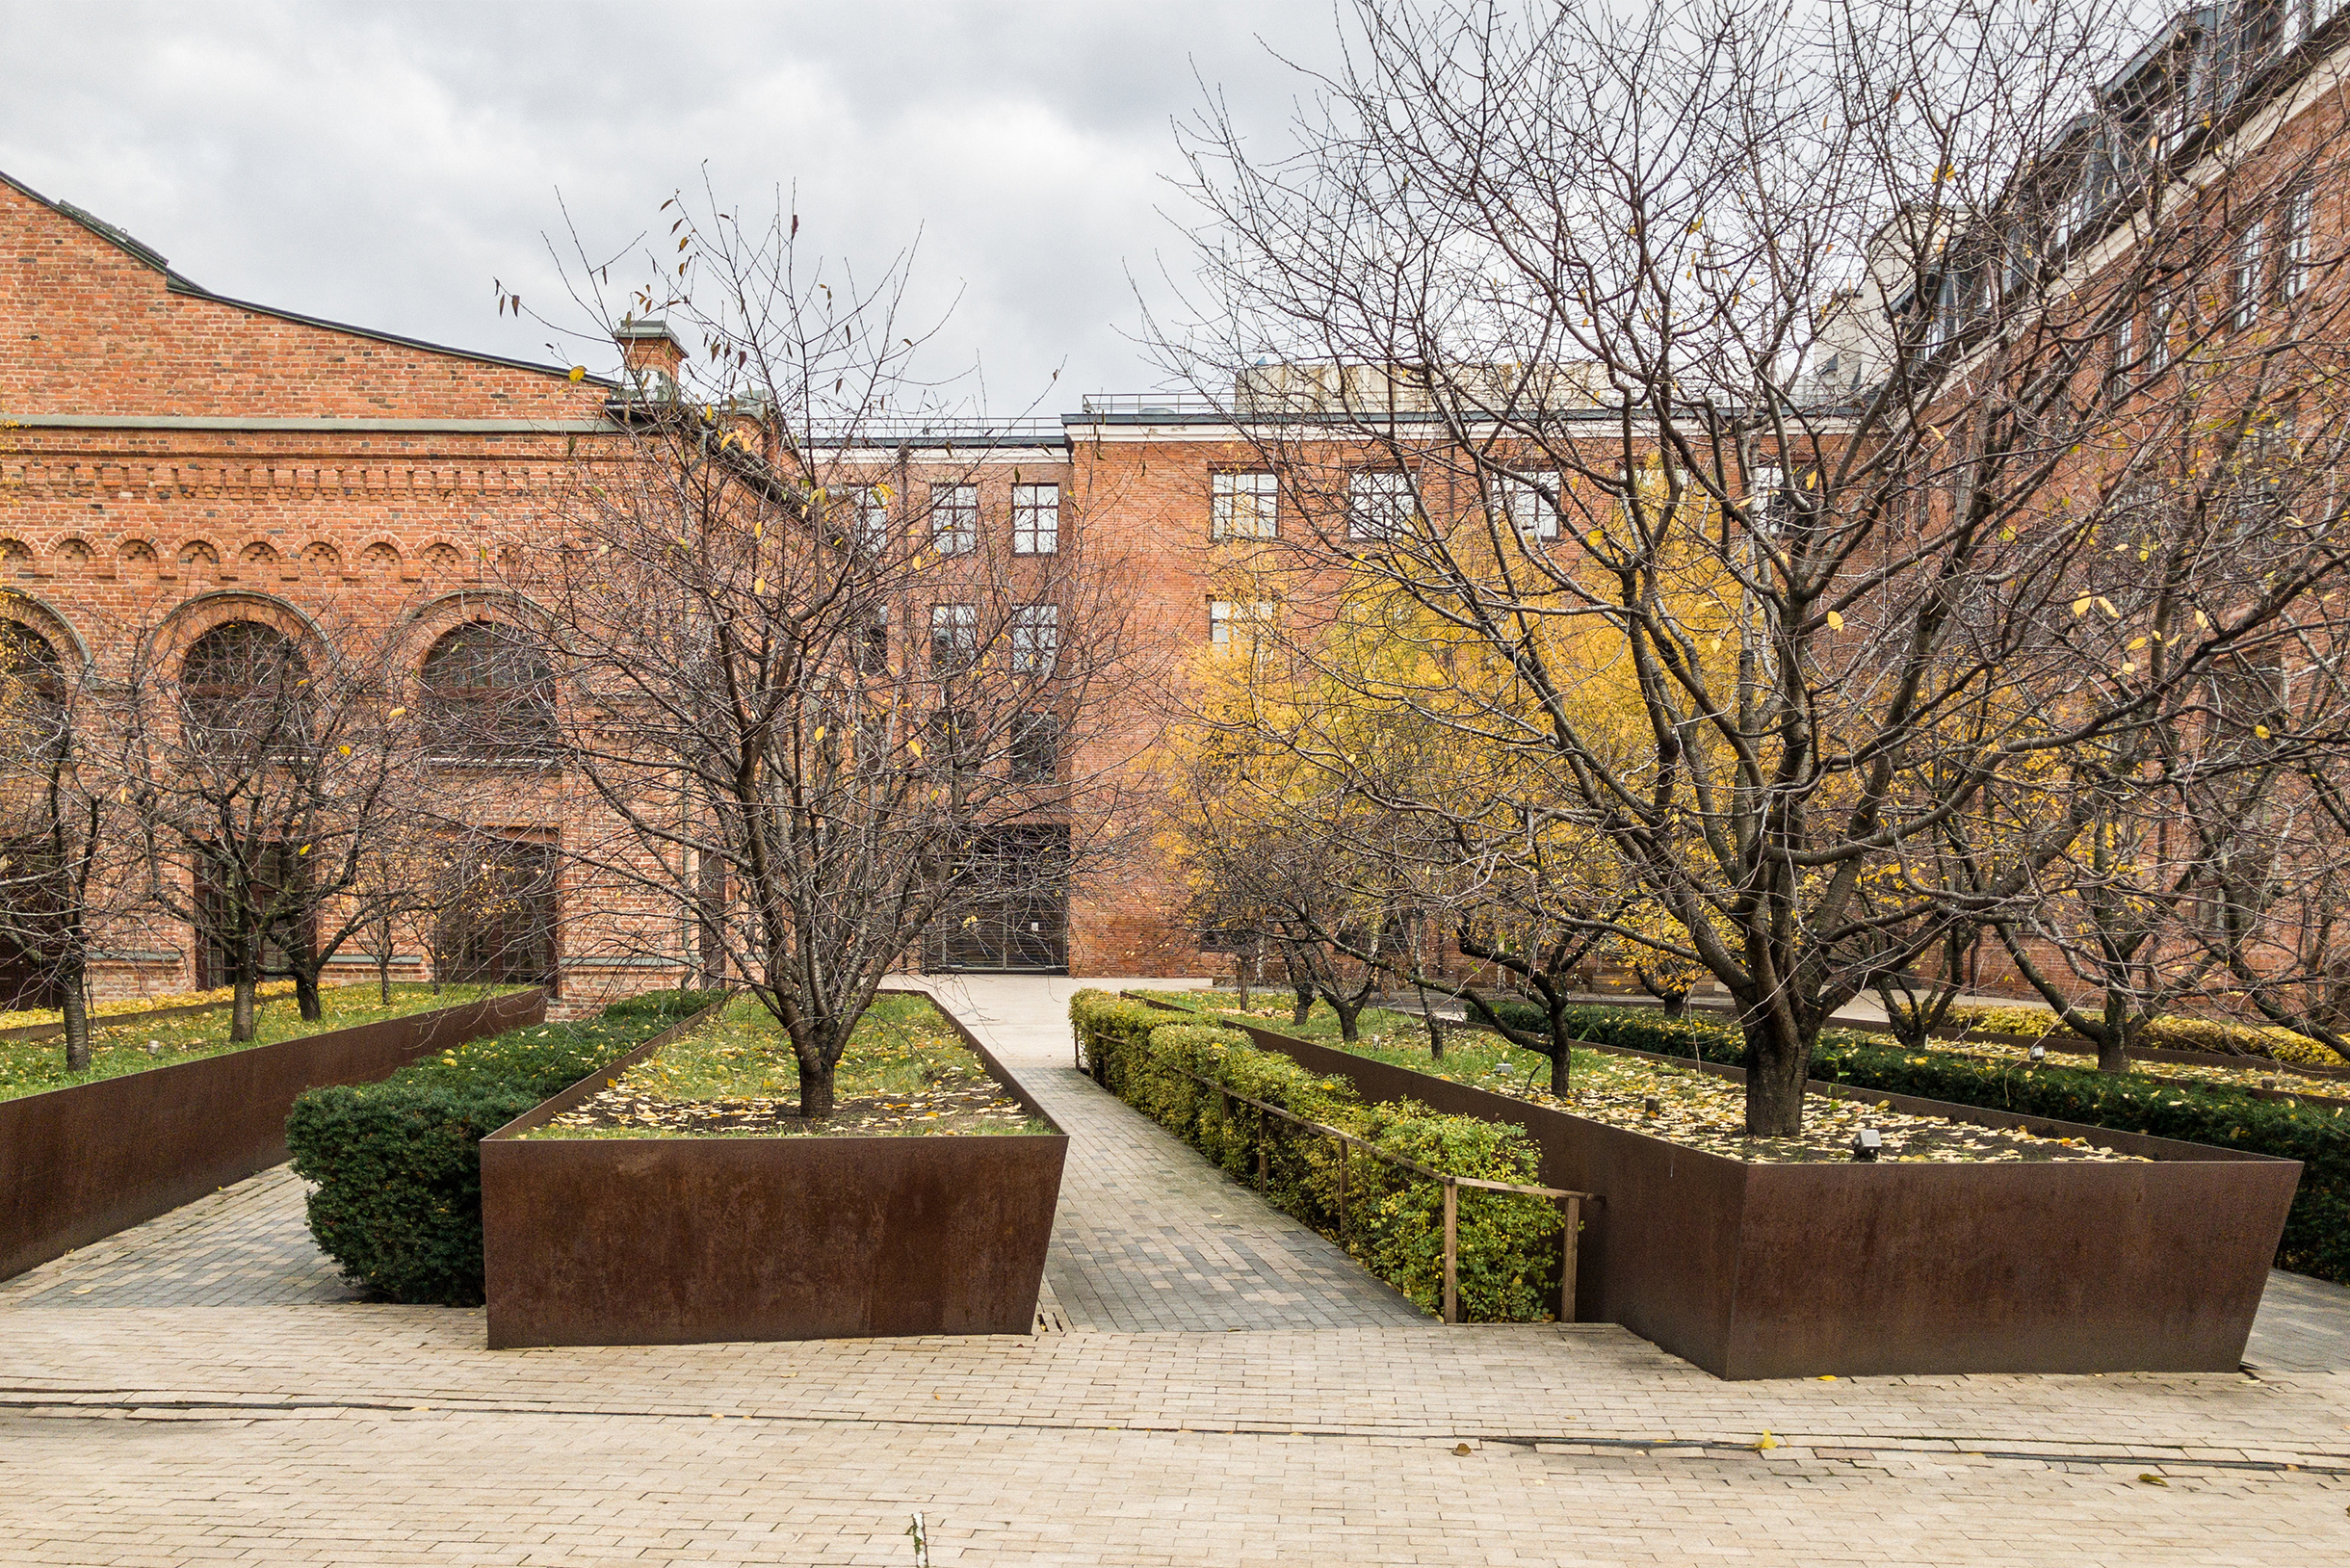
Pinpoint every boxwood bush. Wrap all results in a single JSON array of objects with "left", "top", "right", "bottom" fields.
[
  {"left": 1069, "top": 990, "right": 1566, "bottom": 1321},
  {"left": 286, "top": 989, "right": 725, "bottom": 1306},
  {"left": 1550, "top": 1004, "right": 2350, "bottom": 1285}
]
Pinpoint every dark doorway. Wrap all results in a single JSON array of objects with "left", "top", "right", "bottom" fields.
[
  {"left": 436, "top": 839, "right": 560, "bottom": 993},
  {"left": 927, "top": 825, "right": 1069, "bottom": 973}
]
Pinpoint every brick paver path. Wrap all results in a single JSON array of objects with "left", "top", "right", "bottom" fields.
[
  {"left": 4, "top": 976, "right": 2349, "bottom": 1563},
  {"left": 918, "top": 974, "right": 1429, "bottom": 1332}
]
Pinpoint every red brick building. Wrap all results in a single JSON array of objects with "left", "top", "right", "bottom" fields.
[{"left": 0, "top": 169, "right": 1248, "bottom": 1000}]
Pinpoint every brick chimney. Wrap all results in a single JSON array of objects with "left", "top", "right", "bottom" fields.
[{"left": 614, "top": 318, "right": 685, "bottom": 397}]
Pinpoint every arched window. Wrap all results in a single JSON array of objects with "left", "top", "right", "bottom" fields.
[
  {"left": 419, "top": 621, "right": 558, "bottom": 760},
  {"left": 180, "top": 620, "right": 308, "bottom": 753},
  {"left": 2, "top": 621, "right": 66, "bottom": 754}
]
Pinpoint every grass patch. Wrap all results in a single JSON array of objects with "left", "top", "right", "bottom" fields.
[
  {"left": 0, "top": 983, "right": 519, "bottom": 1104},
  {"left": 529, "top": 991, "right": 1053, "bottom": 1138}
]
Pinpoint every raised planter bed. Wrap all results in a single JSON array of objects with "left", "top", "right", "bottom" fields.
[
  {"left": 0, "top": 986, "right": 545, "bottom": 1282},
  {"left": 1191, "top": 1009, "right": 2300, "bottom": 1379},
  {"left": 479, "top": 987, "right": 1067, "bottom": 1348}
]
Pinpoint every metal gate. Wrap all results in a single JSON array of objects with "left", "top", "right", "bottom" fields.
[{"left": 926, "top": 825, "right": 1069, "bottom": 973}]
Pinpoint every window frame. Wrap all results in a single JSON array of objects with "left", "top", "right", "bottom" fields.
[
  {"left": 928, "top": 603, "right": 979, "bottom": 675},
  {"left": 2280, "top": 183, "right": 2315, "bottom": 301},
  {"left": 2233, "top": 218, "right": 2266, "bottom": 330},
  {"left": 929, "top": 483, "right": 979, "bottom": 557},
  {"left": 1008, "top": 711, "right": 1060, "bottom": 786},
  {"left": 1346, "top": 470, "right": 1414, "bottom": 542},
  {"left": 1010, "top": 602, "right": 1059, "bottom": 677},
  {"left": 1011, "top": 483, "right": 1060, "bottom": 556},
  {"left": 854, "top": 486, "right": 892, "bottom": 555},
  {"left": 1211, "top": 470, "right": 1279, "bottom": 540},
  {"left": 1209, "top": 598, "right": 1275, "bottom": 647},
  {"left": 1498, "top": 470, "right": 1561, "bottom": 540}
]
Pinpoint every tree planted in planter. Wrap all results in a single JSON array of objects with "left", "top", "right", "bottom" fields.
[{"left": 511, "top": 191, "right": 1144, "bottom": 1116}]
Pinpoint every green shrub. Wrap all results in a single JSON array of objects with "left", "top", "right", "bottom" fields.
[
  {"left": 1940, "top": 1002, "right": 2350, "bottom": 1069},
  {"left": 286, "top": 989, "right": 722, "bottom": 1306},
  {"left": 1067, "top": 991, "right": 1565, "bottom": 1320},
  {"left": 1553, "top": 1003, "right": 2350, "bottom": 1286},
  {"left": 1344, "top": 1103, "right": 1563, "bottom": 1322}
]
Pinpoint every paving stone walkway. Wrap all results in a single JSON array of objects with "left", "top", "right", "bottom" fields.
[{"left": 916, "top": 975, "right": 1429, "bottom": 1333}]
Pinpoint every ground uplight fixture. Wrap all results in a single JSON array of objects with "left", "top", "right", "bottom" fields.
[
  {"left": 2028, "top": 1043, "right": 2047, "bottom": 1063},
  {"left": 1851, "top": 1127, "right": 1883, "bottom": 1163},
  {"left": 1642, "top": 1095, "right": 1659, "bottom": 1117}
]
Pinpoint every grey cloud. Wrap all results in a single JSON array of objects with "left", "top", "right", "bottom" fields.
[{"left": 0, "top": 0, "right": 1344, "bottom": 407}]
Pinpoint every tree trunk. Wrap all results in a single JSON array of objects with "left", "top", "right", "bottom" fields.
[
  {"left": 1547, "top": 1009, "right": 1572, "bottom": 1096},
  {"left": 1635, "top": 965, "right": 1690, "bottom": 1019},
  {"left": 61, "top": 978, "right": 91, "bottom": 1073},
  {"left": 1328, "top": 991, "right": 1363, "bottom": 1043},
  {"left": 1291, "top": 970, "right": 1314, "bottom": 1025},
  {"left": 798, "top": 1055, "right": 837, "bottom": 1119},
  {"left": 378, "top": 956, "right": 391, "bottom": 1008},
  {"left": 230, "top": 974, "right": 257, "bottom": 1042},
  {"left": 1235, "top": 950, "right": 1251, "bottom": 1010},
  {"left": 1415, "top": 980, "right": 1445, "bottom": 1058},
  {"left": 2099, "top": 992, "right": 2131, "bottom": 1075},
  {"left": 1738, "top": 1006, "right": 1812, "bottom": 1137},
  {"left": 294, "top": 970, "right": 323, "bottom": 1022}
]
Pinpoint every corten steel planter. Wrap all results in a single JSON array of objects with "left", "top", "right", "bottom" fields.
[
  {"left": 0, "top": 986, "right": 546, "bottom": 1282},
  {"left": 1193, "top": 1010, "right": 2299, "bottom": 1380},
  {"left": 480, "top": 987, "right": 1067, "bottom": 1349}
]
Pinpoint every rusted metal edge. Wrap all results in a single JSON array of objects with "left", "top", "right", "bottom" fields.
[
  {"left": 1120, "top": 991, "right": 2296, "bottom": 1166},
  {"left": 483, "top": 994, "right": 738, "bottom": 1141},
  {"left": 486, "top": 986, "right": 1066, "bottom": 1143},
  {"left": 879, "top": 983, "right": 1066, "bottom": 1136}
]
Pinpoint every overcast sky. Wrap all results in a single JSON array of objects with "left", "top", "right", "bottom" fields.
[{"left": 0, "top": 1, "right": 1346, "bottom": 412}]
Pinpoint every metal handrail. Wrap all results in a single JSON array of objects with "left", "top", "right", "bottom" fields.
[{"left": 1141, "top": 1052, "right": 1596, "bottom": 1325}]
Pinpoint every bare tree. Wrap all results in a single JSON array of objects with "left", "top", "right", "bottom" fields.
[
  {"left": 111, "top": 611, "right": 423, "bottom": 1039},
  {"left": 0, "top": 614, "right": 119, "bottom": 1069},
  {"left": 518, "top": 189, "right": 1143, "bottom": 1116},
  {"left": 1155, "top": 0, "right": 2350, "bottom": 1131}
]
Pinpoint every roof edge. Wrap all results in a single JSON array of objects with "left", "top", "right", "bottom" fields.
[{"left": 0, "top": 165, "right": 618, "bottom": 390}]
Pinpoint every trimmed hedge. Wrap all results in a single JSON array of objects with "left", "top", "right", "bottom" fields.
[
  {"left": 286, "top": 989, "right": 725, "bottom": 1305},
  {"left": 1944, "top": 1003, "right": 2350, "bottom": 1069},
  {"left": 1551, "top": 1004, "right": 2350, "bottom": 1286},
  {"left": 1070, "top": 990, "right": 1566, "bottom": 1321}
]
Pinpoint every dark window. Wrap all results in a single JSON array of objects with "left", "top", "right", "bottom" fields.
[
  {"left": 0, "top": 835, "right": 67, "bottom": 1012},
  {"left": 1, "top": 621, "right": 65, "bottom": 754},
  {"left": 929, "top": 604, "right": 977, "bottom": 675},
  {"left": 194, "top": 844, "right": 310, "bottom": 989},
  {"left": 853, "top": 605, "right": 891, "bottom": 677},
  {"left": 420, "top": 622, "right": 559, "bottom": 761},
  {"left": 1009, "top": 713, "right": 1059, "bottom": 785},
  {"left": 926, "top": 824, "right": 1070, "bottom": 973},
  {"left": 180, "top": 621, "right": 308, "bottom": 754},
  {"left": 435, "top": 839, "right": 559, "bottom": 993}
]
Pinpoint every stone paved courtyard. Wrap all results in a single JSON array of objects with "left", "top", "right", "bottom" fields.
[{"left": 2, "top": 976, "right": 2348, "bottom": 1564}]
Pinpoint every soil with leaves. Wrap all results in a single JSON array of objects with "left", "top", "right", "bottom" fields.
[
  {"left": 1162, "top": 997, "right": 2145, "bottom": 1164},
  {"left": 529, "top": 992, "right": 1052, "bottom": 1139}
]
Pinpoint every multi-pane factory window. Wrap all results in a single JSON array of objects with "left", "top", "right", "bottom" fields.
[
  {"left": 1012, "top": 483, "right": 1059, "bottom": 555},
  {"left": 1212, "top": 471, "right": 1277, "bottom": 539},
  {"left": 930, "top": 483, "right": 978, "bottom": 556}
]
